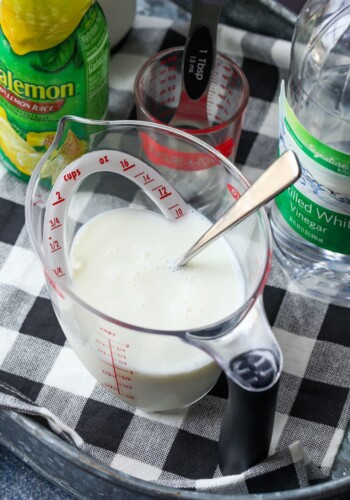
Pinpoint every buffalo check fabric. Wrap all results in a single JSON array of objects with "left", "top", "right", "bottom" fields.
[{"left": 0, "top": 15, "right": 350, "bottom": 495}]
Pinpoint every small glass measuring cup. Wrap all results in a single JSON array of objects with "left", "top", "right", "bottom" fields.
[
  {"left": 26, "top": 117, "right": 282, "bottom": 474},
  {"left": 134, "top": 47, "right": 249, "bottom": 213},
  {"left": 134, "top": 47, "right": 249, "bottom": 163}
]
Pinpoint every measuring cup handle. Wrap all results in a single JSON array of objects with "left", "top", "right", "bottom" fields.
[
  {"left": 185, "top": 297, "right": 282, "bottom": 475},
  {"left": 218, "top": 374, "right": 279, "bottom": 476}
]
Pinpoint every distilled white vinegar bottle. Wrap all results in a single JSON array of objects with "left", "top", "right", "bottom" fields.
[{"left": 270, "top": 0, "right": 350, "bottom": 305}]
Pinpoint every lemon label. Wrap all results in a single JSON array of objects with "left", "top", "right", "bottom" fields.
[{"left": 0, "top": 3, "right": 109, "bottom": 181}]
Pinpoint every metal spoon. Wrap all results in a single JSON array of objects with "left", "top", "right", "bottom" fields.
[
  {"left": 177, "top": 150, "right": 301, "bottom": 266},
  {"left": 169, "top": 0, "right": 225, "bottom": 129}
]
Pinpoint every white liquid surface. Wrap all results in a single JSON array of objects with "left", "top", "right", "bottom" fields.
[{"left": 66, "top": 207, "right": 246, "bottom": 411}]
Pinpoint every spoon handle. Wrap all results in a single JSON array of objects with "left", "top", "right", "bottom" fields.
[
  {"left": 182, "top": 0, "right": 224, "bottom": 100},
  {"left": 177, "top": 150, "right": 301, "bottom": 267},
  {"left": 170, "top": 0, "right": 225, "bottom": 128}
]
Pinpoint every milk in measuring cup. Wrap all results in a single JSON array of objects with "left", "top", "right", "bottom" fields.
[{"left": 65, "top": 207, "right": 245, "bottom": 412}]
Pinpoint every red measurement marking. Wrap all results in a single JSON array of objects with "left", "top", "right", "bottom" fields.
[
  {"left": 143, "top": 174, "right": 154, "bottom": 185},
  {"left": 175, "top": 208, "right": 185, "bottom": 219},
  {"left": 169, "top": 203, "right": 185, "bottom": 218},
  {"left": 44, "top": 269, "right": 65, "bottom": 299},
  {"left": 101, "top": 348, "right": 126, "bottom": 357},
  {"left": 49, "top": 239, "right": 62, "bottom": 253},
  {"left": 110, "top": 341, "right": 129, "bottom": 349},
  {"left": 53, "top": 266, "right": 65, "bottom": 278},
  {"left": 49, "top": 217, "right": 62, "bottom": 230},
  {"left": 115, "top": 367, "right": 133, "bottom": 374},
  {"left": 99, "top": 344, "right": 128, "bottom": 356},
  {"left": 103, "top": 383, "right": 119, "bottom": 392},
  {"left": 120, "top": 159, "right": 135, "bottom": 171},
  {"left": 116, "top": 353, "right": 127, "bottom": 360},
  {"left": 114, "top": 347, "right": 127, "bottom": 354},
  {"left": 97, "top": 339, "right": 110, "bottom": 348},
  {"left": 102, "top": 383, "right": 134, "bottom": 400},
  {"left": 100, "top": 360, "right": 133, "bottom": 377},
  {"left": 101, "top": 360, "right": 114, "bottom": 367},
  {"left": 120, "top": 384, "right": 132, "bottom": 390},
  {"left": 99, "top": 155, "right": 109, "bottom": 165},
  {"left": 152, "top": 185, "right": 172, "bottom": 200},
  {"left": 52, "top": 198, "right": 65, "bottom": 206},
  {"left": 97, "top": 332, "right": 129, "bottom": 348},
  {"left": 99, "top": 326, "right": 116, "bottom": 337},
  {"left": 134, "top": 172, "right": 155, "bottom": 184},
  {"left": 108, "top": 339, "right": 120, "bottom": 394},
  {"left": 52, "top": 191, "right": 65, "bottom": 206}
]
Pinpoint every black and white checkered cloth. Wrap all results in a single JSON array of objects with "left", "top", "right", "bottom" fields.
[{"left": 1, "top": 15, "right": 350, "bottom": 495}]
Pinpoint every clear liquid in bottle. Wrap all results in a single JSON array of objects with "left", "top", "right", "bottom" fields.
[{"left": 270, "top": 0, "right": 350, "bottom": 305}]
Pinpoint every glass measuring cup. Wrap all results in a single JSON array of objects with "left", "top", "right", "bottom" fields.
[
  {"left": 134, "top": 47, "right": 249, "bottom": 215},
  {"left": 134, "top": 47, "right": 249, "bottom": 163},
  {"left": 25, "top": 117, "right": 282, "bottom": 474}
]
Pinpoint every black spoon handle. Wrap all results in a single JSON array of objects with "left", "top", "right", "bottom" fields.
[{"left": 183, "top": 0, "right": 224, "bottom": 100}]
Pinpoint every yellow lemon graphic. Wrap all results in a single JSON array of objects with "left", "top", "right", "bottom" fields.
[
  {"left": 40, "top": 130, "right": 87, "bottom": 182},
  {"left": 27, "top": 131, "right": 56, "bottom": 148},
  {"left": 0, "top": 103, "right": 86, "bottom": 179},
  {"left": 0, "top": 106, "right": 6, "bottom": 120},
  {"left": 0, "top": 116, "right": 43, "bottom": 175},
  {"left": 0, "top": 0, "right": 94, "bottom": 55}
]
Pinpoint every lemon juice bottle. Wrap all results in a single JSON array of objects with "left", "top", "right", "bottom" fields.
[{"left": 0, "top": 0, "right": 109, "bottom": 181}]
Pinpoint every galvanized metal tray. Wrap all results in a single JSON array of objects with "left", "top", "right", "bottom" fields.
[{"left": 1, "top": 409, "right": 350, "bottom": 499}]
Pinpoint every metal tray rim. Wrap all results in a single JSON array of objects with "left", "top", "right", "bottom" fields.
[{"left": 2, "top": 410, "right": 350, "bottom": 499}]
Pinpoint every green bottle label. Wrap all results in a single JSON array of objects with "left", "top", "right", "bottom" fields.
[
  {"left": 0, "top": 3, "right": 109, "bottom": 181},
  {"left": 276, "top": 82, "right": 350, "bottom": 255}
]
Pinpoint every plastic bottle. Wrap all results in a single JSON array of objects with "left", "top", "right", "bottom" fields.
[
  {"left": 270, "top": 0, "right": 350, "bottom": 305},
  {"left": 0, "top": 0, "right": 109, "bottom": 181}
]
